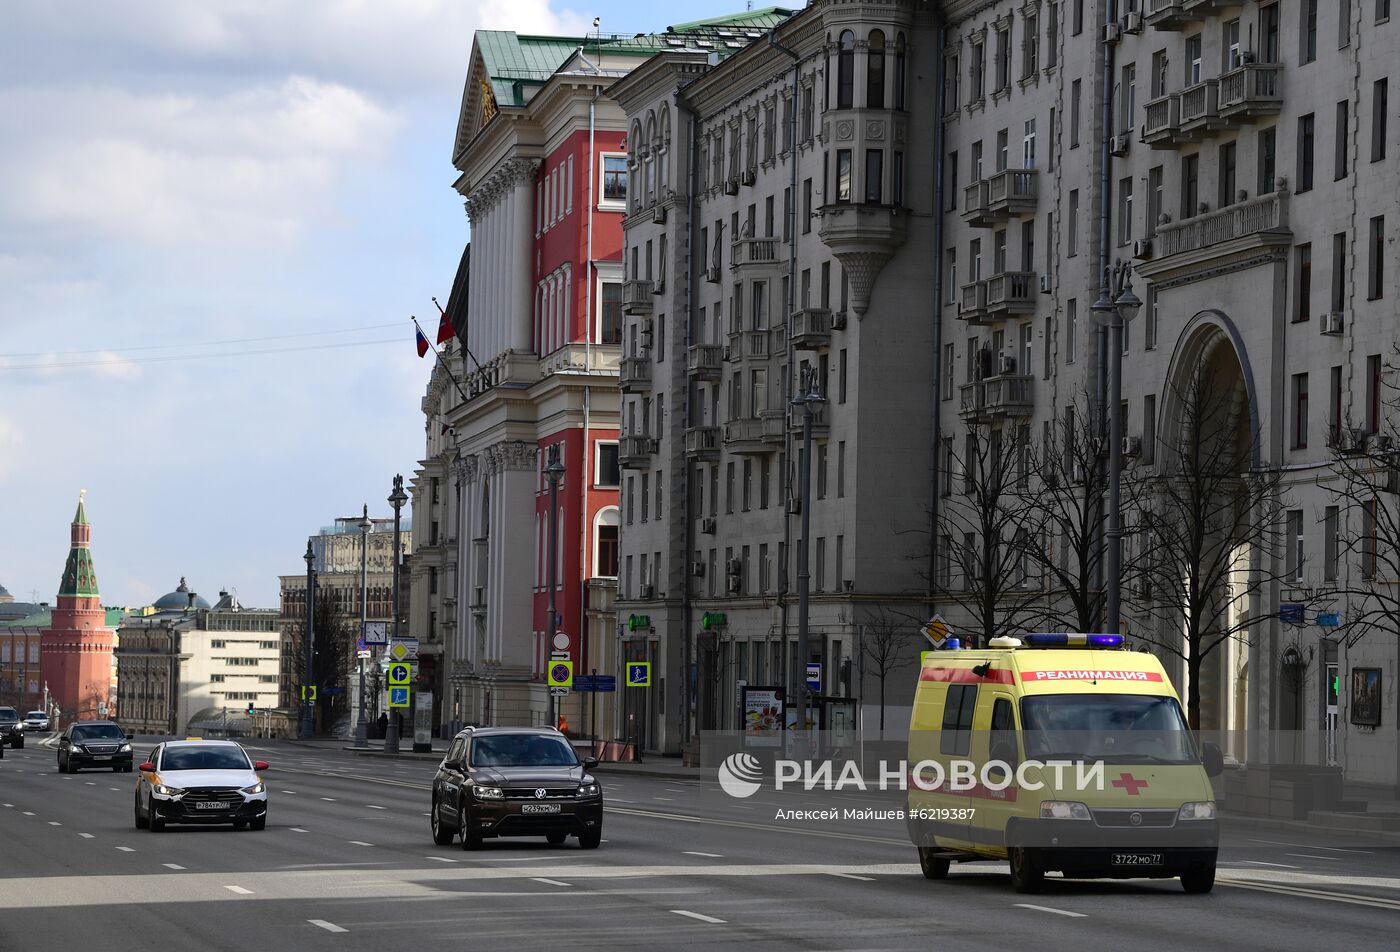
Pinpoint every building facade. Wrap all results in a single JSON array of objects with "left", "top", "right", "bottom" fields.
[{"left": 115, "top": 587, "right": 280, "bottom": 736}]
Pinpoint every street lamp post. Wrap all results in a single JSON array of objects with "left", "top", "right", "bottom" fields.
[
  {"left": 793, "top": 366, "right": 826, "bottom": 754},
  {"left": 300, "top": 540, "right": 316, "bottom": 740},
  {"left": 1091, "top": 261, "right": 1142, "bottom": 634},
  {"left": 544, "top": 445, "right": 566, "bottom": 730},
  {"left": 353, "top": 505, "right": 372, "bottom": 748},
  {"left": 384, "top": 475, "right": 409, "bottom": 753}
]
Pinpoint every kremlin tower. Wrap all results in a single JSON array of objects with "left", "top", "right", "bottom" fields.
[{"left": 40, "top": 491, "right": 115, "bottom": 722}]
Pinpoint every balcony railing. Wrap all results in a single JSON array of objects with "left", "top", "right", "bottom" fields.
[
  {"left": 1178, "top": 79, "right": 1223, "bottom": 136},
  {"left": 958, "top": 382, "right": 987, "bottom": 422},
  {"left": 963, "top": 180, "right": 990, "bottom": 226},
  {"left": 685, "top": 426, "right": 721, "bottom": 460},
  {"left": 731, "top": 237, "right": 781, "bottom": 269},
  {"left": 1144, "top": 0, "right": 1191, "bottom": 30},
  {"left": 619, "top": 355, "right": 651, "bottom": 393},
  {"left": 622, "top": 279, "right": 654, "bottom": 315},
  {"left": 960, "top": 280, "right": 990, "bottom": 324},
  {"left": 1218, "top": 63, "right": 1283, "bottom": 120},
  {"left": 788, "top": 405, "right": 829, "bottom": 438},
  {"left": 984, "top": 271, "right": 1037, "bottom": 317},
  {"left": 962, "top": 169, "right": 1037, "bottom": 227},
  {"left": 619, "top": 434, "right": 659, "bottom": 469},
  {"left": 742, "top": 328, "right": 772, "bottom": 360},
  {"left": 722, "top": 412, "right": 785, "bottom": 454},
  {"left": 687, "top": 343, "right": 724, "bottom": 379},
  {"left": 789, "top": 307, "right": 832, "bottom": 350},
  {"left": 1142, "top": 93, "right": 1181, "bottom": 147},
  {"left": 1153, "top": 189, "right": 1290, "bottom": 259},
  {"left": 983, "top": 374, "right": 1034, "bottom": 416}
]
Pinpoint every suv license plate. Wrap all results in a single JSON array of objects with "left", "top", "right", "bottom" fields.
[
  {"left": 521, "top": 803, "right": 562, "bottom": 815},
  {"left": 1112, "top": 852, "right": 1164, "bottom": 867},
  {"left": 194, "top": 801, "right": 228, "bottom": 810}
]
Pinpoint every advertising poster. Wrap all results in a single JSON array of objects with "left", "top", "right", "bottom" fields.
[{"left": 742, "top": 686, "right": 785, "bottom": 747}]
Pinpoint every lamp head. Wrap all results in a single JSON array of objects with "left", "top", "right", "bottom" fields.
[{"left": 1115, "top": 284, "right": 1143, "bottom": 323}]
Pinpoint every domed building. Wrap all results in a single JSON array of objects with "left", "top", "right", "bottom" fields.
[{"left": 150, "top": 578, "right": 211, "bottom": 613}]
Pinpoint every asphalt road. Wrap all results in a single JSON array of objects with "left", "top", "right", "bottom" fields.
[{"left": 1, "top": 735, "right": 1397, "bottom": 951}]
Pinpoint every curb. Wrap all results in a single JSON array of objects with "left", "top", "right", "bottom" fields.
[{"left": 591, "top": 763, "right": 708, "bottom": 781}]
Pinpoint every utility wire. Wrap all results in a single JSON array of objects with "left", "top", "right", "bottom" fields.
[
  {"left": 0, "top": 337, "right": 401, "bottom": 372},
  {"left": 0, "top": 322, "right": 403, "bottom": 359}
]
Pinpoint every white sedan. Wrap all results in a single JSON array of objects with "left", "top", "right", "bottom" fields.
[
  {"left": 22, "top": 711, "right": 49, "bottom": 732},
  {"left": 134, "top": 740, "right": 270, "bottom": 831}
]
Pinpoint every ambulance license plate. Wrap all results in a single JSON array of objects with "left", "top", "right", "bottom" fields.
[
  {"left": 1112, "top": 852, "right": 1163, "bottom": 867},
  {"left": 521, "top": 803, "right": 561, "bottom": 815}
]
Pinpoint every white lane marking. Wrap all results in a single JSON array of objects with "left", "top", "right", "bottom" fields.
[
  {"left": 654, "top": 797, "right": 676, "bottom": 801},
  {"left": 108, "top": 787, "right": 119, "bottom": 791},
  {"left": 671, "top": 910, "right": 726, "bottom": 924},
  {"left": 320, "top": 797, "right": 337, "bottom": 801},
  {"left": 115, "top": 846, "right": 135, "bottom": 852},
  {"left": 2, "top": 803, "right": 11, "bottom": 808},
  {"left": 428, "top": 856, "right": 459, "bottom": 863},
  {"left": 85, "top": 782, "right": 95, "bottom": 786},
  {"left": 1247, "top": 838, "right": 1373, "bottom": 855},
  {"left": 22, "top": 811, "right": 35, "bottom": 816},
  {"left": 282, "top": 790, "right": 297, "bottom": 795},
  {"left": 309, "top": 920, "right": 348, "bottom": 934},
  {"left": 1238, "top": 860, "right": 1301, "bottom": 869},
  {"left": 1221, "top": 877, "right": 1400, "bottom": 911},
  {"left": 348, "top": 841, "right": 374, "bottom": 847},
  {"left": 1014, "top": 904, "right": 1087, "bottom": 919},
  {"left": 827, "top": 872, "right": 874, "bottom": 881},
  {"left": 224, "top": 885, "right": 253, "bottom": 895},
  {"left": 532, "top": 877, "right": 572, "bottom": 887},
  {"left": 47, "top": 821, "right": 62, "bottom": 826},
  {"left": 78, "top": 833, "right": 95, "bottom": 839},
  {"left": 366, "top": 805, "right": 386, "bottom": 810},
  {"left": 683, "top": 851, "right": 724, "bottom": 858},
  {"left": 1285, "top": 853, "right": 1342, "bottom": 862},
  {"left": 164, "top": 863, "right": 186, "bottom": 870},
  {"left": 610, "top": 798, "right": 635, "bottom": 803},
  {"left": 290, "top": 827, "right": 309, "bottom": 833}
]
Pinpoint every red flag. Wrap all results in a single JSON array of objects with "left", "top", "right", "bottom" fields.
[
  {"left": 415, "top": 326, "right": 430, "bottom": 357},
  {"left": 436, "top": 311, "right": 455, "bottom": 344}
]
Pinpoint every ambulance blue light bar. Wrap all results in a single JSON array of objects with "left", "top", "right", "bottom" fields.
[{"left": 1024, "top": 633, "right": 1124, "bottom": 648}]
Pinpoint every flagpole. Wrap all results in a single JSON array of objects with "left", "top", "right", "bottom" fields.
[
  {"left": 411, "top": 316, "right": 472, "bottom": 405},
  {"left": 433, "top": 296, "right": 485, "bottom": 375}
]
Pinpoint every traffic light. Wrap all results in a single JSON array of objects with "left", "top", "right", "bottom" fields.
[{"left": 246, "top": 703, "right": 255, "bottom": 716}]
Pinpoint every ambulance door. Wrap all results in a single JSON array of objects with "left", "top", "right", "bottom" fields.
[
  {"left": 973, "top": 693, "right": 1021, "bottom": 856},
  {"left": 921, "top": 682, "right": 979, "bottom": 850}
]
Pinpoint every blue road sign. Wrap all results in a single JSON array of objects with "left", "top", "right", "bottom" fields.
[
  {"left": 593, "top": 675, "right": 616, "bottom": 692},
  {"left": 389, "top": 686, "right": 409, "bottom": 708},
  {"left": 1280, "top": 603, "right": 1305, "bottom": 624},
  {"left": 574, "top": 675, "right": 595, "bottom": 692},
  {"left": 626, "top": 662, "right": 651, "bottom": 687},
  {"left": 806, "top": 662, "right": 822, "bottom": 693},
  {"left": 1317, "top": 611, "right": 1342, "bottom": 627}
]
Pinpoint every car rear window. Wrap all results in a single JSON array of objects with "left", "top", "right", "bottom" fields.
[{"left": 470, "top": 734, "right": 578, "bottom": 767}]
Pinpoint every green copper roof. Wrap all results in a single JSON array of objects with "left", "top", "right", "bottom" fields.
[
  {"left": 59, "top": 547, "right": 99, "bottom": 597},
  {"left": 74, "top": 496, "right": 88, "bottom": 526},
  {"left": 666, "top": 7, "right": 796, "bottom": 32}
]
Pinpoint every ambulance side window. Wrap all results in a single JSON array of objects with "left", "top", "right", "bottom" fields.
[
  {"left": 939, "top": 684, "right": 977, "bottom": 756},
  {"left": 989, "top": 698, "right": 1018, "bottom": 769}
]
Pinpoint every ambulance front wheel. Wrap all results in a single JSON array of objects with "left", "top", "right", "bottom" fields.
[
  {"left": 917, "top": 847, "right": 950, "bottom": 880},
  {"left": 1180, "top": 863, "right": 1216, "bottom": 894},
  {"left": 1008, "top": 846, "right": 1044, "bottom": 894}
]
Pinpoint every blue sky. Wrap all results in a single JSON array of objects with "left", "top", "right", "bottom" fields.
[{"left": 0, "top": 1, "right": 779, "bottom": 609}]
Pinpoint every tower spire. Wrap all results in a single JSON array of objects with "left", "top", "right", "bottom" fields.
[{"left": 60, "top": 491, "right": 98, "bottom": 597}]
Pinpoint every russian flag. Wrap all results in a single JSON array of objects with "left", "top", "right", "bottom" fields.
[{"left": 415, "top": 326, "right": 430, "bottom": 357}]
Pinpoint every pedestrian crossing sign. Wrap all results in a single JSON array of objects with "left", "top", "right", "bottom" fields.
[
  {"left": 626, "top": 662, "right": 651, "bottom": 687},
  {"left": 389, "top": 686, "right": 410, "bottom": 708}
]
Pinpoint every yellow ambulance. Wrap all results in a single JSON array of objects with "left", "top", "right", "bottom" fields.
[{"left": 906, "top": 633, "right": 1222, "bottom": 894}]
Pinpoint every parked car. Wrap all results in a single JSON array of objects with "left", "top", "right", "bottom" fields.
[
  {"left": 430, "top": 726, "right": 602, "bottom": 850},
  {"left": 134, "top": 740, "right": 269, "bottom": 831},
  {"left": 0, "top": 707, "right": 23, "bottom": 750},
  {"left": 23, "top": 711, "right": 50, "bottom": 732},
  {"left": 56, "top": 720, "right": 133, "bottom": 772}
]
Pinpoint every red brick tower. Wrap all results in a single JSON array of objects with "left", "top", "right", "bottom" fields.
[{"left": 40, "top": 491, "right": 114, "bottom": 722}]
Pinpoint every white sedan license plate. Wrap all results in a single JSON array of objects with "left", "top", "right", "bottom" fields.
[
  {"left": 1112, "top": 852, "right": 1164, "bottom": 867},
  {"left": 193, "top": 801, "right": 227, "bottom": 810},
  {"left": 520, "top": 803, "right": 562, "bottom": 815}
]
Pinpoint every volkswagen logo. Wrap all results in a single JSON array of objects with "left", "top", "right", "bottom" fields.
[
  {"left": 535, "top": 788, "right": 547, "bottom": 799},
  {"left": 1130, "top": 811, "right": 1143, "bottom": 827}
]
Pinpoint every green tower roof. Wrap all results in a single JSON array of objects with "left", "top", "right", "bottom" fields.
[{"left": 59, "top": 547, "right": 99, "bottom": 597}]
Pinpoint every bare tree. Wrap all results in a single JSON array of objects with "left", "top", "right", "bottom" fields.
[
  {"left": 931, "top": 421, "right": 1047, "bottom": 647},
  {"left": 859, "top": 608, "right": 917, "bottom": 735},
  {"left": 1129, "top": 363, "right": 1290, "bottom": 729},
  {"left": 285, "top": 590, "right": 354, "bottom": 735}
]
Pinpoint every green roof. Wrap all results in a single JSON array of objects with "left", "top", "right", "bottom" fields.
[
  {"left": 667, "top": 7, "right": 795, "bottom": 32},
  {"left": 59, "top": 548, "right": 99, "bottom": 598},
  {"left": 74, "top": 495, "right": 88, "bottom": 526}
]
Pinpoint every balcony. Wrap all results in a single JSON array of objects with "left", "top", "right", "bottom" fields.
[
  {"left": 1178, "top": 80, "right": 1224, "bottom": 137},
  {"left": 619, "top": 434, "right": 659, "bottom": 469},
  {"left": 985, "top": 271, "right": 1037, "bottom": 318},
  {"left": 788, "top": 404, "right": 829, "bottom": 439},
  {"left": 959, "top": 375, "right": 1034, "bottom": 422},
  {"left": 731, "top": 237, "right": 782, "bottom": 270},
  {"left": 1182, "top": 0, "right": 1234, "bottom": 15},
  {"left": 723, "top": 411, "right": 785, "bottom": 454},
  {"left": 1218, "top": 63, "right": 1283, "bottom": 121},
  {"left": 740, "top": 328, "right": 772, "bottom": 361},
  {"left": 1144, "top": 0, "right": 1193, "bottom": 31},
  {"left": 817, "top": 203, "right": 909, "bottom": 316},
  {"left": 622, "top": 279, "right": 654, "bottom": 315},
  {"left": 1142, "top": 93, "right": 1182, "bottom": 147},
  {"left": 619, "top": 355, "right": 651, "bottom": 394},
  {"left": 789, "top": 307, "right": 832, "bottom": 350},
  {"left": 959, "top": 280, "right": 990, "bottom": 324},
  {"left": 687, "top": 343, "right": 724, "bottom": 380},
  {"left": 685, "top": 425, "right": 720, "bottom": 461},
  {"left": 1138, "top": 189, "right": 1292, "bottom": 276},
  {"left": 962, "top": 169, "right": 1038, "bottom": 227}
]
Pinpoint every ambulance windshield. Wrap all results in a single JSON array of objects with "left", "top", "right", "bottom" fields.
[{"left": 1020, "top": 694, "right": 1197, "bottom": 765}]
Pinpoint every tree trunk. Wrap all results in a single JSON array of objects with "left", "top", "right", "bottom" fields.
[
  {"left": 879, "top": 676, "right": 886, "bottom": 734},
  {"left": 1187, "top": 641, "right": 1202, "bottom": 731}
]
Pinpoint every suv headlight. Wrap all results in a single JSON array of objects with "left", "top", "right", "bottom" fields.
[
  {"left": 577, "top": 783, "right": 600, "bottom": 799},
  {"left": 474, "top": 786, "right": 504, "bottom": 800},
  {"left": 1039, "top": 800, "right": 1093, "bottom": 820},
  {"left": 1178, "top": 800, "right": 1217, "bottom": 821},
  {"left": 241, "top": 782, "right": 265, "bottom": 795},
  {"left": 152, "top": 784, "right": 183, "bottom": 797},
  {"left": 120, "top": 744, "right": 132, "bottom": 753}
]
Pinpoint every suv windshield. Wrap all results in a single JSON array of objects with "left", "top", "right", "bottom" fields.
[
  {"left": 161, "top": 746, "right": 251, "bottom": 771},
  {"left": 71, "top": 724, "right": 124, "bottom": 741},
  {"left": 1020, "top": 694, "right": 1198, "bottom": 765},
  {"left": 470, "top": 734, "right": 578, "bottom": 767},
  {"left": 26, "top": 712, "right": 46, "bottom": 719},
  {"left": 0, "top": 708, "right": 17, "bottom": 721}
]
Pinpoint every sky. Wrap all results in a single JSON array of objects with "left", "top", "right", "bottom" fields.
[{"left": 0, "top": 0, "right": 768, "bottom": 610}]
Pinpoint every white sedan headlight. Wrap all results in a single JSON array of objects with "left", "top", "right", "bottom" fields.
[
  {"left": 152, "top": 784, "right": 183, "bottom": 797},
  {"left": 120, "top": 744, "right": 132, "bottom": 752},
  {"left": 241, "top": 782, "right": 265, "bottom": 795}
]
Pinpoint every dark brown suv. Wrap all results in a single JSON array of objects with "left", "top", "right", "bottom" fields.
[
  {"left": 0, "top": 707, "right": 22, "bottom": 752},
  {"left": 430, "top": 727, "right": 602, "bottom": 850}
]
